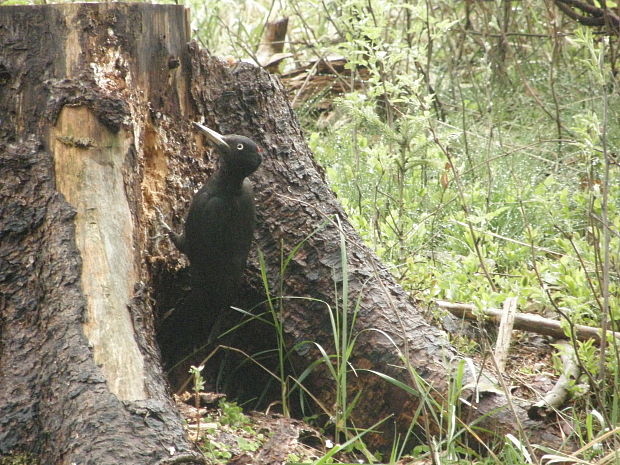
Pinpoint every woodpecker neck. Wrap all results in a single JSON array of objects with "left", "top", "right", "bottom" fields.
[{"left": 214, "top": 163, "right": 247, "bottom": 193}]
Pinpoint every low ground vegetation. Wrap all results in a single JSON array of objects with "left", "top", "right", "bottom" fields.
[{"left": 191, "top": 1, "right": 619, "bottom": 462}]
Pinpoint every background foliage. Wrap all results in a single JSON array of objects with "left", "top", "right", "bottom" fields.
[
  {"left": 190, "top": 0, "right": 618, "bottom": 335},
  {"left": 187, "top": 0, "right": 620, "bottom": 458}
]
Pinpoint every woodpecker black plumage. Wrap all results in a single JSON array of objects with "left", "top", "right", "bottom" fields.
[{"left": 167, "top": 122, "right": 262, "bottom": 339}]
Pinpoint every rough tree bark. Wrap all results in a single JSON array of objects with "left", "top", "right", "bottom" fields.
[
  {"left": 0, "top": 3, "right": 570, "bottom": 462},
  {"left": 0, "top": 4, "right": 203, "bottom": 463}
]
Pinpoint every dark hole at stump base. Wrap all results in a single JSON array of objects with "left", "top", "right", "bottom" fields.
[{"left": 151, "top": 262, "right": 283, "bottom": 409}]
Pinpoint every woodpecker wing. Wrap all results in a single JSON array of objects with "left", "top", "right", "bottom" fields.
[
  {"left": 183, "top": 183, "right": 255, "bottom": 274},
  {"left": 184, "top": 189, "right": 227, "bottom": 265}
]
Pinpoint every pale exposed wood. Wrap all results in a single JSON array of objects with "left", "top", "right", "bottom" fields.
[
  {"left": 256, "top": 17, "right": 291, "bottom": 72},
  {"left": 528, "top": 340, "right": 580, "bottom": 420},
  {"left": 436, "top": 300, "right": 620, "bottom": 344},
  {"left": 494, "top": 297, "right": 518, "bottom": 373},
  {"left": 52, "top": 106, "right": 145, "bottom": 401}
]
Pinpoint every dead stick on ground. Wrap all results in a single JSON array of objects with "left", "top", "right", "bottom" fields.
[
  {"left": 435, "top": 300, "right": 620, "bottom": 344},
  {"left": 528, "top": 340, "right": 580, "bottom": 420},
  {"left": 494, "top": 296, "right": 518, "bottom": 373}
]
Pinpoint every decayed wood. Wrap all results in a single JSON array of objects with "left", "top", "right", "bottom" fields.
[
  {"left": 436, "top": 300, "right": 620, "bottom": 344},
  {"left": 281, "top": 57, "right": 370, "bottom": 110},
  {"left": 528, "top": 340, "right": 580, "bottom": 420},
  {"left": 256, "top": 17, "right": 292, "bottom": 72},
  {"left": 0, "top": 4, "right": 202, "bottom": 463},
  {"left": 52, "top": 106, "right": 145, "bottom": 401},
  {"left": 494, "top": 297, "right": 518, "bottom": 373}
]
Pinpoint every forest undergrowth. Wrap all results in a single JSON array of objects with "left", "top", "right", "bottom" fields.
[{"left": 189, "top": 1, "right": 620, "bottom": 463}]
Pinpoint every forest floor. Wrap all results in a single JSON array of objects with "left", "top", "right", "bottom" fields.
[{"left": 176, "top": 327, "right": 560, "bottom": 464}]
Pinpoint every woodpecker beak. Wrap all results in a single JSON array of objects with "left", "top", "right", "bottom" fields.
[{"left": 193, "top": 122, "right": 230, "bottom": 150}]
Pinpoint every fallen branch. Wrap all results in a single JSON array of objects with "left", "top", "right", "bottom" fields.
[
  {"left": 554, "top": 0, "right": 620, "bottom": 31},
  {"left": 435, "top": 300, "right": 620, "bottom": 344},
  {"left": 528, "top": 340, "right": 580, "bottom": 420}
]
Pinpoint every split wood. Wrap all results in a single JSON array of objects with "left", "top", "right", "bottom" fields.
[{"left": 494, "top": 297, "right": 518, "bottom": 373}]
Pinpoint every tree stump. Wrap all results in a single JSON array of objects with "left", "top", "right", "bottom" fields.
[
  {"left": 0, "top": 4, "right": 202, "bottom": 463},
  {"left": 0, "top": 3, "right": 570, "bottom": 461}
]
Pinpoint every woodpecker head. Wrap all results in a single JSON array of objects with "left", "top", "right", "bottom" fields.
[{"left": 193, "top": 122, "right": 262, "bottom": 177}]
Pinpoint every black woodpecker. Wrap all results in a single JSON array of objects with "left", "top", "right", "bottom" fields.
[{"left": 167, "top": 122, "right": 262, "bottom": 339}]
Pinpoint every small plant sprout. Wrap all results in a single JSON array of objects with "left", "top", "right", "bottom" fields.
[{"left": 189, "top": 364, "right": 205, "bottom": 441}]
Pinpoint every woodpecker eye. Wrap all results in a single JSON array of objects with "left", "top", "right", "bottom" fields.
[{"left": 236, "top": 143, "right": 244, "bottom": 150}]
